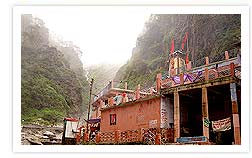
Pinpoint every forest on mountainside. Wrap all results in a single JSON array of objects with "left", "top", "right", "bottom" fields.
[
  {"left": 114, "top": 14, "right": 241, "bottom": 90},
  {"left": 21, "top": 15, "right": 90, "bottom": 126}
]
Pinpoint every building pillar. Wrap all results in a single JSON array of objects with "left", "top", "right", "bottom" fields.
[
  {"left": 202, "top": 86, "right": 209, "bottom": 140},
  {"left": 115, "top": 130, "right": 121, "bottom": 144},
  {"left": 155, "top": 133, "right": 161, "bottom": 145},
  {"left": 205, "top": 68, "right": 209, "bottom": 81},
  {"left": 174, "top": 90, "right": 180, "bottom": 142},
  {"left": 175, "top": 57, "right": 179, "bottom": 75},
  {"left": 124, "top": 82, "right": 128, "bottom": 90},
  {"left": 76, "top": 128, "right": 81, "bottom": 144},
  {"left": 84, "top": 132, "right": 89, "bottom": 142},
  {"left": 230, "top": 62, "right": 235, "bottom": 77},
  {"left": 122, "top": 92, "right": 127, "bottom": 103},
  {"left": 138, "top": 128, "right": 144, "bottom": 142},
  {"left": 156, "top": 73, "right": 162, "bottom": 93},
  {"left": 98, "top": 107, "right": 101, "bottom": 117},
  {"left": 186, "top": 61, "right": 192, "bottom": 71},
  {"left": 179, "top": 73, "right": 184, "bottom": 85},
  {"left": 230, "top": 83, "right": 241, "bottom": 145},
  {"left": 108, "top": 97, "right": 114, "bottom": 106},
  {"left": 95, "top": 132, "right": 101, "bottom": 144},
  {"left": 225, "top": 51, "right": 229, "bottom": 60},
  {"left": 205, "top": 57, "right": 209, "bottom": 65},
  {"left": 135, "top": 84, "right": 140, "bottom": 100}
]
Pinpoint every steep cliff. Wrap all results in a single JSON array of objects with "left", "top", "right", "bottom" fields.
[
  {"left": 21, "top": 15, "right": 89, "bottom": 125},
  {"left": 115, "top": 14, "right": 241, "bottom": 90}
]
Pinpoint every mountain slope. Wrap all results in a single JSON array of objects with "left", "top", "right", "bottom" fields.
[
  {"left": 86, "top": 63, "right": 122, "bottom": 94},
  {"left": 21, "top": 15, "right": 89, "bottom": 125},
  {"left": 114, "top": 14, "right": 241, "bottom": 90}
]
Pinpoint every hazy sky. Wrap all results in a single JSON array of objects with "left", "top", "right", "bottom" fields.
[{"left": 31, "top": 7, "right": 150, "bottom": 66}]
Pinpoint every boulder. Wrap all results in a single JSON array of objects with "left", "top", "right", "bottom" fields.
[
  {"left": 27, "top": 137, "right": 43, "bottom": 145},
  {"left": 43, "top": 131, "right": 55, "bottom": 137}
]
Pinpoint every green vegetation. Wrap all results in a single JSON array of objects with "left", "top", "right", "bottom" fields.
[{"left": 21, "top": 15, "right": 89, "bottom": 126}]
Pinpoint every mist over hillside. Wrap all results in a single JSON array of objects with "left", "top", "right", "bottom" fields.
[{"left": 114, "top": 14, "right": 241, "bottom": 90}]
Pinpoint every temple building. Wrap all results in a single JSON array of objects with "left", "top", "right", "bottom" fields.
[{"left": 89, "top": 49, "right": 241, "bottom": 145}]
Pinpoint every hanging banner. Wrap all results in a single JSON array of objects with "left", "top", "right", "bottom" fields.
[{"left": 212, "top": 117, "right": 231, "bottom": 132}]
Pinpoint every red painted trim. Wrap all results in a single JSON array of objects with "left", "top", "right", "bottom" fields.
[{"left": 64, "top": 117, "right": 79, "bottom": 122}]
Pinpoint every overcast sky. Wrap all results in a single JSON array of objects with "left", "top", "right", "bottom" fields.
[{"left": 30, "top": 6, "right": 150, "bottom": 66}]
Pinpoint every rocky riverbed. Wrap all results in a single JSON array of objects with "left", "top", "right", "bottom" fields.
[{"left": 21, "top": 124, "right": 63, "bottom": 145}]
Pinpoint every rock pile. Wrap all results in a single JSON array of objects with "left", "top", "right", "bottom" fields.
[{"left": 21, "top": 125, "right": 63, "bottom": 145}]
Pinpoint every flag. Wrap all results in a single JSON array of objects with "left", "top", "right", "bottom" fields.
[
  {"left": 181, "top": 32, "right": 188, "bottom": 50},
  {"left": 185, "top": 53, "right": 189, "bottom": 64},
  {"left": 170, "top": 39, "right": 174, "bottom": 54}
]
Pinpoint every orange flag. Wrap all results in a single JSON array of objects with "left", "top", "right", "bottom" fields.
[
  {"left": 185, "top": 53, "right": 189, "bottom": 64},
  {"left": 170, "top": 39, "right": 174, "bottom": 54}
]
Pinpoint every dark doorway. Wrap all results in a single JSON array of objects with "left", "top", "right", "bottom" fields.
[
  {"left": 179, "top": 88, "right": 202, "bottom": 137},
  {"left": 208, "top": 84, "right": 234, "bottom": 145}
]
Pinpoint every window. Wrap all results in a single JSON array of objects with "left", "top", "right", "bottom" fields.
[{"left": 110, "top": 114, "right": 116, "bottom": 125}]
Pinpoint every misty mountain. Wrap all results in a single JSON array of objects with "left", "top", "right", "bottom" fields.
[
  {"left": 85, "top": 63, "right": 122, "bottom": 94},
  {"left": 21, "top": 15, "right": 90, "bottom": 125},
  {"left": 114, "top": 14, "right": 241, "bottom": 90}
]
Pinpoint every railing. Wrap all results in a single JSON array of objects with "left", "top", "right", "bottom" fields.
[
  {"left": 160, "top": 128, "right": 174, "bottom": 145},
  {"left": 98, "top": 128, "right": 174, "bottom": 145},
  {"left": 99, "top": 131, "right": 115, "bottom": 144},
  {"left": 120, "top": 129, "right": 139, "bottom": 143},
  {"left": 162, "top": 57, "right": 240, "bottom": 89},
  {"left": 93, "top": 82, "right": 152, "bottom": 104}
]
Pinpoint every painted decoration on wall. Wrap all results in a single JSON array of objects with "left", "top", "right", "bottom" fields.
[
  {"left": 161, "top": 108, "right": 168, "bottom": 126},
  {"left": 149, "top": 120, "right": 157, "bottom": 128},
  {"left": 203, "top": 117, "right": 210, "bottom": 127},
  {"left": 172, "top": 70, "right": 203, "bottom": 84},
  {"left": 230, "top": 83, "right": 237, "bottom": 102},
  {"left": 110, "top": 114, "right": 116, "bottom": 125},
  {"left": 136, "top": 114, "right": 144, "bottom": 124},
  {"left": 212, "top": 117, "right": 231, "bottom": 132},
  {"left": 160, "top": 97, "right": 173, "bottom": 128}
]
